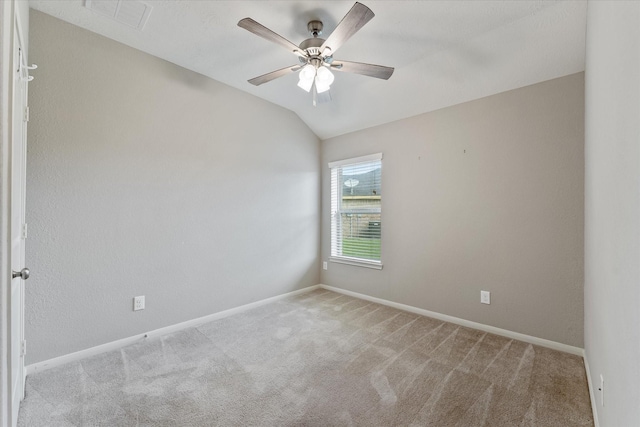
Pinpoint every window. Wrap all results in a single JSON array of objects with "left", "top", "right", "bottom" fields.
[{"left": 329, "top": 153, "right": 383, "bottom": 269}]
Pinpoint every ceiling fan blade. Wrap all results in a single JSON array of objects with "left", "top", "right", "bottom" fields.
[
  {"left": 320, "top": 2, "right": 375, "bottom": 55},
  {"left": 248, "top": 65, "right": 300, "bottom": 86},
  {"left": 331, "top": 60, "right": 394, "bottom": 80},
  {"left": 238, "top": 18, "right": 302, "bottom": 55}
]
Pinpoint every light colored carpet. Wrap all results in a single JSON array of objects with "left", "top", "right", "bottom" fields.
[{"left": 18, "top": 289, "right": 593, "bottom": 426}]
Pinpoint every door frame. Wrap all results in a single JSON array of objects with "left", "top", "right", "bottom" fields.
[
  {"left": 1, "top": 0, "right": 16, "bottom": 423},
  {"left": 10, "top": 7, "right": 29, "bottom": 424},
  {"left": 1, "top": 0, "right": 26, "bottom": 425}
]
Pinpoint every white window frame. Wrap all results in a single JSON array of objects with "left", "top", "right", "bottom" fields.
[{"left": 329, "top": 153, "right": 383, "bottom": 270}]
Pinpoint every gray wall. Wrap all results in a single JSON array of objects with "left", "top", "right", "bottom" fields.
[
  {"left": 321, "top": 73, "right": 585, "bottom": 347},
  {"left": 584, "top": 2, "right": 640, "bottom": 426},
  {"left": 26, "top": 11, "right": 320, "bottom": 364}
]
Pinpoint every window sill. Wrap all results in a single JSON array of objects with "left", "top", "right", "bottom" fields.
[{"left": 329, "top": 256, "right": 383, "bottom": 270}]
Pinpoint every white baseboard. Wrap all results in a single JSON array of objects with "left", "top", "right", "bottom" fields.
[
  {"left": 319, "top": 284, "right": 584, "bottom": 356},
  {"left": 27, "top": 283, "right": 585, "bottom": 377},
  {"left": 583, "top": 352, "right": 600, "bottom": 427},
  {"left": 26, "top": 285, "right": 320, "bottom": 375}
]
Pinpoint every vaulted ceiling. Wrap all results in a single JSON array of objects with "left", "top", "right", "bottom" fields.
[{"left": 28, "top": 1, "right": 587, "bottom": 139}]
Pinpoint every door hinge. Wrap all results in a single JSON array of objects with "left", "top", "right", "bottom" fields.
[
  {"left": 21, "top": 340, "right": 26, "bottom": 357},
  {"left": 21, "top": 223, "right": 27, "bottom": 239},
  {"left": 23, "top": 106, "right": 29, "bottom": 122}
]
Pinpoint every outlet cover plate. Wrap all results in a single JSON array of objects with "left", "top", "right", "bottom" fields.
[
  {"left": 481, "top": 291, "right": 491, "bottom": 304},
  {"left": 134, "top": 295, "right": 145, "bottom": 311}
]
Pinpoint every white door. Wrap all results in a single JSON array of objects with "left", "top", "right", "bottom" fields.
[{"left": 9, "top": 19, "right": 28, "bottom": 426}]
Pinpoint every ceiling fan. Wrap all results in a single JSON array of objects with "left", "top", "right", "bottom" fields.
[{"left": 238, "top": 2, "right": 394, "bottom": 106}]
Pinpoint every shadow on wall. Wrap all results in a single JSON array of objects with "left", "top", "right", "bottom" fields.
[{"left": 157, "top": 59, "right": 222, "bottom": 90}]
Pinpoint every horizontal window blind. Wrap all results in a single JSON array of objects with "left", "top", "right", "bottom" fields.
[{"left": 330, "top": 154, "right": 382, "bottom": 266}]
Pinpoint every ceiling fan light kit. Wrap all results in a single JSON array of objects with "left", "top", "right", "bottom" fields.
[
  {"left": 297, "top": 62, "right": 334, "bottom": 94},
  {"left": 238, "top": 2, "right": 394, "bottom": 106},
  {"left": 297, "top": 65, "right": 316, "bottom": 92},
  {"left": 315, "top": 67, "right": 335, "bottom": 93}
]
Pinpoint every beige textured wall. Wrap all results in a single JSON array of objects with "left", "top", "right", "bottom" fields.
[
  {"left": 321, "top": 73, "right": 585, "bottom": 347},
  {"left": 584, "top": 2, "right": 640, "bottom": 426},
  {"left": 26, "top": 11, "right": 320, "bottom": 364}
]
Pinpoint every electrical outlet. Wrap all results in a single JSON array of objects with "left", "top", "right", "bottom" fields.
[
  {"left": 133, "top": 295, "right": 145, "bottom": 311},
  {"left": 323, "top": 261, "right": 328, "bottom": 270},
  {"left": 481, "top": 291, "right": 491, "bottom": 304}
]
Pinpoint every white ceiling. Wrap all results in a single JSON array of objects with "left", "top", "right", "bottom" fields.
[{"left": 28, "top": 1, "right": 587, "bottom": 140}]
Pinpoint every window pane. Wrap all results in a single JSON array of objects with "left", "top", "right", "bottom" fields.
[
  {"left": 339, "top": 213, "right": 381, "bottom": 260},
  {"left": 341, "top": 161, "right": 381, "bottom": 210},
  {"left": 330, "top": 155, "right": 382, "bottom": 265}
]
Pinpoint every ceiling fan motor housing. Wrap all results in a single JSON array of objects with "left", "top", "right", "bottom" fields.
[
  {"left": 299, "top": 37, "right": 324, "bottom": 55},
  {"left": 299, "top": 24, "right": 333, "bottom": 65}
]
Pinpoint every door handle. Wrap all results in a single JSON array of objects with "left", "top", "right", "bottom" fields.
[{"left": 12, "top": 268, "right": 29, "bottom": 280}]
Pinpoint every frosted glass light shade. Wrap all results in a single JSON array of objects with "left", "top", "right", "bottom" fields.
[
  {"left": 299, "top": 64, "right": 316, "bottom": 81},
  {"left": 297, "top": 77, "right": 314, "bottom": 92},
  {"left": 315, "top": 66, "right": 334, "bottom": 93},
  {"left": 297, "top": 64, "right": 316, "bottom": 92}
]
